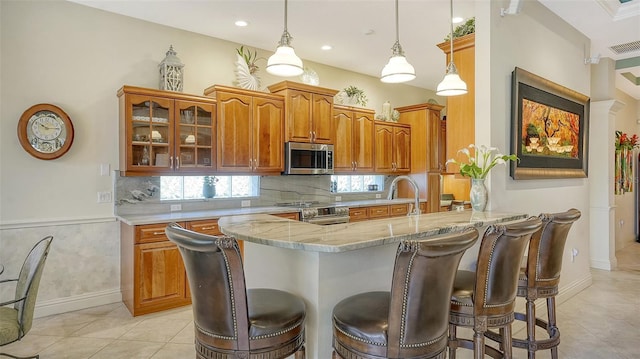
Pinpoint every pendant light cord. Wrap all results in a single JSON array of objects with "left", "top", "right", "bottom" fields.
[
  {"left": 395, "top": 0, "right": 399, "bottom": 44},
  {"left": 449, "top": 0, "right": 454, "bottom": 62},
  {"left": 284, "top": 0, "right": 288, "bottom": 33}
]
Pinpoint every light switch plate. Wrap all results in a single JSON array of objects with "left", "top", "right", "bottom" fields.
[
  {"left": 170, "top": 204, "right": 182, "bottom": 211},
  {"left": 241, "top": 200, "right": 251, "bottom": 207},
  {"left": 335, "top": 196, "right": 342, "bottom": 202},
  {"left": 99, "top": 163, "right": 110, "bottom": 176}
]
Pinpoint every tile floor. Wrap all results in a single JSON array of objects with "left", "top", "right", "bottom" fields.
[{"left": 3, "top": 242, "right": 640, "bottom": 359}]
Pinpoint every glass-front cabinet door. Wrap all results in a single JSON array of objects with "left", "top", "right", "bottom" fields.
[
  {"left": 128, "top": 94, "right": 174, "bottom": 174},
  {"left": 175, "top": 100, "right": 215, "bottom": 173},
  {"left": 119, "top": 86, "right": 217, "bottom": 176}
]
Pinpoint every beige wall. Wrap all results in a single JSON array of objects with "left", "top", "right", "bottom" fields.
[{"left": 478, "top": 0, "right": 593, "bottom": 297}]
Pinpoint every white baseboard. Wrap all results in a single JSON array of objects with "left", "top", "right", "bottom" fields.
[
  {"left": 590, "top": 258, "right": 613, "bottom": 270},
  {"left": 34, "top": 288, "right": 122, "bottom": 318}
]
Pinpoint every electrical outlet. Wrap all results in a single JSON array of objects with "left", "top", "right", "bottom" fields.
[
  {"left": 241, "top": 200, "right": 251, "bottom": 207},
  {"left": 375, "top": 194, "right": 382, "bottom": 199},
  {"left": 97, "top": 191, "right": 112, "bottom": 203},
  {"left": 619, "top": 219, "right": 624, "bottom": 227},
  {"left": 335, "top": 196, "right": 342, "bottom": 202},
  {"left": 170, "top": 204, "right": 182, "bottom": 211}
]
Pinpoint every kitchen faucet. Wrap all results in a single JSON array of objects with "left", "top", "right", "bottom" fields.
[{"left": 387, "top": 175, "right": 421, "bottom": 216}]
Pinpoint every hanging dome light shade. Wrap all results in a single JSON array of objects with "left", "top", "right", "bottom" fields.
[
  {"left": 437, "top": 0, "right": 467, "bottom": 96},
  {"left": 266, "top": 0, "right": 304, "bottom": 77},
  {"left": 380, "top": 0, "right": 415, "bottom": 84},
  {"left": 267, "top": 45, "right": 303, "bottom": 77},
  {"left": 436, "top": 61, "right": 467, "bottom": 96},
  {"left": 381, "top": 55, "right": 416, "bottom": 83}
]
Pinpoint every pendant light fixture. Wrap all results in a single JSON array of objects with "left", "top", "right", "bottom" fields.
[
  {"left": 436, "top": 0, "right": 468, "bottom": 96},
  {"left": 267, "top": 0, "right": 304, "bottom": 77},
  {"left": 380, "top": 0, "right": 415, "bottom": 83}
]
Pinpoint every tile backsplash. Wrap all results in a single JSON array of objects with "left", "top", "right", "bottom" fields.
[{"left": 115, "top": 174, "right": 395, "bottom": 216}]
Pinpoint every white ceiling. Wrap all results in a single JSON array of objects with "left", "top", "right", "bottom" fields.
[{"left": 69, "top": 0, "right": 640, "bottom": 99}]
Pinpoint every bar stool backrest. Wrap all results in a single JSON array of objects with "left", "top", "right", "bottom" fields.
[
  {"left": 165, "top": 223, "right": 250, "bottom": 350},
  {"left": 386, "top": 227, "right": 478, "bottom": 357},
  {"left": 473, "top": 218, "right": 542, "bottom": 316},
  {"left": 526, "top": 208, "right": 581, "bottom": 288}
]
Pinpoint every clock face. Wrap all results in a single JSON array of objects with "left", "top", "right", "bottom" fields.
[
  {"left": 28, "top": 112, "right": 66, "bottom": 152},
  {"left": 18, "top": 104, "right": 74, "bottom": 160}
]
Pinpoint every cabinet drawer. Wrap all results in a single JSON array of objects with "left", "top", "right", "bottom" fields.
[
  {"left": 368, "top": 205, "right": 390, "bottom": 218},
  {"left": 187, "top": 219, "right": 222, "bottom": 235},
  {"left": 349, "top": 208, "right": 369, "bottom": 222},
  {"left": 390, "top": 204, "right": 409, "bottom": 217},
  {"left": 136, "top": 223, "right": 171, "bottom": 244}
]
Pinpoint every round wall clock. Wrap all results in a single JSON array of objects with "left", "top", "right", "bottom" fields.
[{"left": 17, "top": 103, "right": 74, "bottom": 160}]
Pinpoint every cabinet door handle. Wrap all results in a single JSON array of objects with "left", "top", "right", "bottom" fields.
[
  {"left": 354, "top": 161, "right": 357, "bottom": 171},
  {"left": 309, "top": 131, "right": 313, "bottom": 142},
  {"left": 175, "top": 157, "right": 180, "bottom": 169},
  {"left": 152, "top": 231, "right": 165, "bottom": 235},
  {"left": 253, "top": 158, "right": 257, "bottom": 171},
  {"left": 200, "top": 226, "right": 217, "bottom": 230},
  {"left": 170, "top": 156, "right": 174, "bottom": 169},
  {"left": 249, "top": 159, "right": 252, "bottom": 169}
]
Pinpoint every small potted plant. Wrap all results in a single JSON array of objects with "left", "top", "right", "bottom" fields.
[
  {"left": 341, "top": 85, "right": 368, "bottom": 107},
  {"left": 202, "top": 176, "right": 219, "bottom": 198}
]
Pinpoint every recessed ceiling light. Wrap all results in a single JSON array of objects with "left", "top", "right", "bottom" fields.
[
  {"left": 321, "top": 45, "right": 332, "bottom": 51},
  {"left": 452, "top": 16, "right": 464, "bottom": 24},
  {"left": 235, "top": 20, "right": 248, "bottom": 27}
]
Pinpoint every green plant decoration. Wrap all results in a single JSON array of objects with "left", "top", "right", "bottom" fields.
[
  {"left": 444, "top": 17, "right": 475, "bottom": 41},
  {"left": 342, "top": 85, "right": 368, "bottom": 107},
  {"left": 236, "top": 45, "right": 262, "bottom": 74}
]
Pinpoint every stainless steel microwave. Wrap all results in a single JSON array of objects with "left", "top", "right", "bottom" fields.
[{"left": 284, "top": 142, "right": 334, "bottom": 175}]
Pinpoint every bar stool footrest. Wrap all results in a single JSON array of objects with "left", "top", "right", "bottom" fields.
[
  {"left": 484, "top": 312, "right": 560, "bottom": 351},
  {"left": 449, "top": 338, "right": 503, "bottom": 359}
]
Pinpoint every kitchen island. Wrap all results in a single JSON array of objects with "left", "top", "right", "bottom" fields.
[{"left": 218, "top": 210, "right": 526, "bottom": 359}]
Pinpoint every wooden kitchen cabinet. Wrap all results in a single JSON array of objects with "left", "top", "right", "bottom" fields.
[
  {"left": 333, "top": 105, "right": 375, "bottom": 173},
  {"left": 438, "top": 34, "right": 475, "bottom": 201},
  {"left": 374, "top": 122, "right": 411, "bottom": 173},
  {"left": 205, "top": 85, "right": 284, "bottom": 174},
  {"left": 118, "top": 86, "right": 216, "bottom": 176},
  {"left": 268, "top": 81, "right": 338, "bottom": 144},
  {"left": 121, "top": 221, "right": 190, "bottom": 316},
  {"left": 396, "top": 103, "right": 445, "bottom": 213},
  {"left": 348, "top": 203, "right": 410, "bottom": 222}
]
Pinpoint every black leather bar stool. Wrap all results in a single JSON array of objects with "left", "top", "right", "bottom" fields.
[
  {"left": 332, "top": 227, "right": 479, "bottom": 359},
  {"left": 485, "top": 209, "right": 581, "bottom": 359},
  {"left": 448, "top": 217, "right": 542, "bottom": 359},
  {"left": 165, "top": 223, "right": 306, "bottom": 359}
]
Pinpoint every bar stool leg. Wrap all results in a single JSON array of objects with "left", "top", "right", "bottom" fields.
[
  {"left": 547, "top": 297, "right": 559, "bottom": 359},
  {"left": 527, "top": 298, "right": 537, "bottom": 359},
  {"left": 449, "top": 323, "right": 458, "bottom": 359},
  {"left": 473, "top": 329, "right": 486, "bottom": 359},
  {"left": 503, "top": 324, "right": 513, "bottom": 359},
  {"left": 295, "top": 346, "right": 305, "bottom": 359}
]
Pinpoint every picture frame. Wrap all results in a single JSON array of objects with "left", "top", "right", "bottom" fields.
[{"left": 510, "top": 67, "right": 590, "bottom": 179}]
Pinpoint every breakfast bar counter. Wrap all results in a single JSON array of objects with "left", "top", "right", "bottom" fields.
[{"left": 218, "top": 210, "right": 526, "bottom": 359}]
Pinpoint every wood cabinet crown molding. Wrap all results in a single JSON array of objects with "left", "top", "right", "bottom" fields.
[{"left": 266, "top": 80, "right": 339, "bottom": 97}]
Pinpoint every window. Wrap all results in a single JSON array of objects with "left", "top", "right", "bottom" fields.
[
  {"left": 160, "top": 176, "right": 259, "bottom": 200},
  {"left": 331, "top": 175, "right": 385, "bottom": 193}
]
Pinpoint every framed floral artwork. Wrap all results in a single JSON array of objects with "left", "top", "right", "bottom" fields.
[{"left": 510, "top": 67, "right": 590, "bottom": 179}]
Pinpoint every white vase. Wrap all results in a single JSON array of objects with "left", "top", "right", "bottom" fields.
[{"left": 470, "top": 178, "right": 488, "bottom": 211}]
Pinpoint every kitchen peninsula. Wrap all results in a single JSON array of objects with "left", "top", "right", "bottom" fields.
[{"left": 218, "top": 210, "right": 526, "bottom": 359}]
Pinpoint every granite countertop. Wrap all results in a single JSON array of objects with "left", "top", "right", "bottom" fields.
[
  {"left": 116, "top": 198, "right": 425, "bottom": 225},
  {"left": 218, "top": 211, "right": 527, "bottom": 253}
]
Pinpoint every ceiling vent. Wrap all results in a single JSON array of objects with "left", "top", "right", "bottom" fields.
[{"left": 610, "top": 40, "right": 640, "bottom": 54}]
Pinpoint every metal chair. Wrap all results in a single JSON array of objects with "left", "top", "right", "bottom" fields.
[
  {"left": 0, "top": 236, "right": 53, "bottom": 359},
  {"left": 332, "top": 227, "right": 479, "bottom": 359},
  {"left": 485, "top": 209, "right": 581, "bottom": 358},
  {"left": 448, "top": 218, "right": 542, "bottom": 359},
  {"left": 165, "top": 223, "right": 306, "bottom": 359}
]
